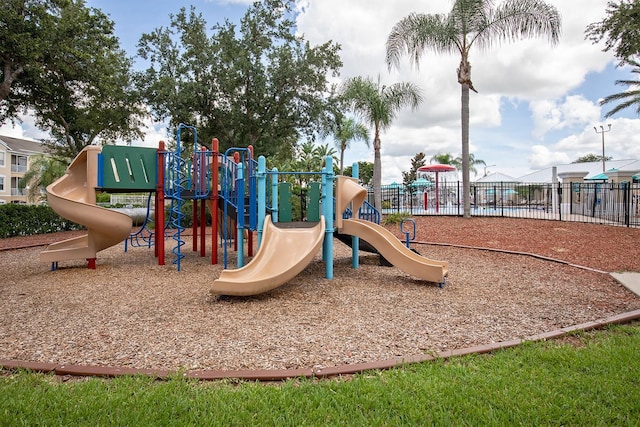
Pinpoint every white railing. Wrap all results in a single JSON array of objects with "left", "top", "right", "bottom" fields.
[{"left": 109, "top": 194, "right": 152, "bottom": 207}]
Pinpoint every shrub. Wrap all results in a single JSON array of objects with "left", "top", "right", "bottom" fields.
[
  {"left": 0, "top": 204, "right": 83, "bottom": 238},
  {"left": 383, "top": 211, "right": 411, "bottom": 225}
]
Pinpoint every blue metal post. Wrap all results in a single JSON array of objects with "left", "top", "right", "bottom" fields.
[
  {"left": 257, "top": 156, "right": 266, "bottom": 246},
  {"left": 351, "top": 162, "right": 359, "bottom": 269},
  {"left": 97, "top": 153, "right": 104, "bottom": 188},
  {"left": 323, "top": 156, "right": 334, "bottom": 280}
]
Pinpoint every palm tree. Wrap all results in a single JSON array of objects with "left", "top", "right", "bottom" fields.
[
  {"left": 465, "top": 153, "right": 486, "bottom": 177},
  {"left": 313, "top": 142, "right": 340, "bottom": 172},
  {"left": 430, "top": 153, "right": 461, "bottom": 169},
  {"left": 18, "top": 154, "right": 67, "bottom": 203},
  {"left": 600, "top": 58, "right": 640, "bottom": 118},
  {"left": 386, "top": 0, "right": 561, "bottom": 217},
  {"left": 285, "top": 141, "right": 339, "bottom": 187},
  {"left": 430, "top": 152, "right": 486, "bottom": 178},
  {"left": 341, "top": 75, "right": 423, "bottom": 210},
  {"left": 322, "top": 117, "right": 370, "bottom": 175}
]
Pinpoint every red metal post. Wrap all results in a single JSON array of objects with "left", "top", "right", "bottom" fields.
[
  {"left": 156, "top": 141, "right": 166, "bottom": 265},
  {"left": 247, "top": 145, "right": 254, "bottom": 257},
  {"left": 192, "top": 199, "right": 198, "bottom": 252}
]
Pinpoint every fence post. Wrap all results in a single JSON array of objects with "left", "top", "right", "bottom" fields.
[
  {"left": 624, "top": 181, "right": 630, "bottom": 227},
  {"left": 557, "top": 182, "right": 563, "bottom": 221}
]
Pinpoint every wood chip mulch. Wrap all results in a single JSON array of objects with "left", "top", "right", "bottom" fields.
[{"left": 1, "top": 217, "right": 639, "bottom": 372}]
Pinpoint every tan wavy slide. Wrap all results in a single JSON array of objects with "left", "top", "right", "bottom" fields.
[
  {"left": 336, "top": 176, "right": 448, "bottom": 284},
  {"left": 211, "top": 215, "right": 325, "bottom": 296},
  {"left": 40, "top": 146, "right": 132, "bottom": 267}
]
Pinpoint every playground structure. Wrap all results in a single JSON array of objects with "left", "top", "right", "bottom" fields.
[{"left": 41, "top": 125, "right": 448, "bottom": 295}]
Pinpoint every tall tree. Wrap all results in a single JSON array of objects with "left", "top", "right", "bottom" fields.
[
  {"left": 341, "top": 75, "right": 422, "bottom": 210},
  {"left": 136, "top": 0, "right": 342, "bottom": 158},
  {"left": 386, "top": 0, "right": 561, "bottom": 218},
  {"left": 586, "top": 0, "right": 640, "bottom": 65}
]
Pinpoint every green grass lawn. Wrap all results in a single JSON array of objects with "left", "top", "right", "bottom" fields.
[{"left": 1, "top": 323, "right": 639, "bottom": 426}]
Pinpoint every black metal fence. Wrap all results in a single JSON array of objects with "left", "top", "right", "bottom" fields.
[{"left": 369, "top": 181, "right": 640, "bottom": 228}]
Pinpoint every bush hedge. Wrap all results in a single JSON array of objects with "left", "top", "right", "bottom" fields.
[
  {"left": 0, "top": 204, "right": 83, "bottom": 238},
  {"left": 0, "top": 201, "right": 221, "bottom": 239}
]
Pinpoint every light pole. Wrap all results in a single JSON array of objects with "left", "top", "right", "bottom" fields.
[
  {"left": 594, "top": 124, "right": 612, "bottom": 172},
  {"left": 483, "top": 164, "right": 496, "bottom": 177}
]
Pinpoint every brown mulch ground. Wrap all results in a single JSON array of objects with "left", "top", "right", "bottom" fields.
[
  {"left": 395, "top": 217, "right": 640, "bottom": 272},
  {"left": 0, "top": 217, "right": 639, "bottom": 372}
]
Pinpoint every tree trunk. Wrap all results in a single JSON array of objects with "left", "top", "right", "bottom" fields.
[
  {"left": 373, "top": 131, "right": 382, "bottom": 212},
  {"left": 461, "top": 83, "right": 471, "bottom": 218}
]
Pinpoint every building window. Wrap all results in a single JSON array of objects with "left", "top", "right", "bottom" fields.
[
  {"left": 0, "top": 176, "right": 4, "bottom": 192},
  {"left": 11, "top": 176, "right": 24, "bottom": 196},
  {"left": 11, "top": 155, "right": 28, "bottom": 173},
  {"left": 0, "top": 151, "right": 5, "bottom": 167}
]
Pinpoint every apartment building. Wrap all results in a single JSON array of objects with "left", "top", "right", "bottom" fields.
[{"left": 0, "top": 135, "right": 48, "bottom": 204}]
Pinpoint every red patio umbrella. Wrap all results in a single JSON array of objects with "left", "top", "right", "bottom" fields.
[{"left": 418, "top": 164, "right": 457, "bottom": 212}]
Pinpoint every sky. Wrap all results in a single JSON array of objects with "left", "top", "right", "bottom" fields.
[{"left": 3, "top": 0, "right": 640, "bottom": 183}]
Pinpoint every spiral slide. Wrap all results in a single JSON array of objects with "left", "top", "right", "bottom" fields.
[
  {"left": 40, "top": 146, "right": 132, "bottom": 267},
  {"left": 336, "top": 176, "right": 448, "bottom": 284},
  {"left": 211, "top": 215, "right": 325, "bottom": 296}
]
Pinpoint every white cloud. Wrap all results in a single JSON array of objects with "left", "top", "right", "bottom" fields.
[
  {"left": 0, "top": 114, "right": 49, "bottom": 141},
  {"left": 528, "top": 145, "right": 571, "bottom": 168},
  {"left": 530, "top": 95, "right": 601, "bottom": 139},
  {"left": 135, "top": 116, "right": 171, "bottom": 148}
]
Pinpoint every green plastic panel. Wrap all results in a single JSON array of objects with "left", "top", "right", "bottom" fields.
[
  {"left": 100, "top": 146, "right": 157, "bottom": 191},
  {"left": 278, "top": 182, "right": 292, "bottom": 222},
  {"left": 307, "top": 182, "right": 321, "bottom": 222}
]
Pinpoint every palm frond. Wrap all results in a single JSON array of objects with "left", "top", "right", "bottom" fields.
[
  {"left": 386, "top": 13, "right": 460, "bottom": 71},
  {"left": 475, "top": 0, "right": 561, "bottom": 50},
  {"left": 601, "top": 61, "right": 640, "bottom": 118}
]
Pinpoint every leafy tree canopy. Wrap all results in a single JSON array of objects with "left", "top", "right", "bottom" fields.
[
  {"left": 1, "top": 0, "right": 145, "bottom": 159},
  {"left": 586, "top": 0, "right": 640, "bottom": 64},
  {"left": 573, "top": 153, "right": 613, "bottom": 163},
  {"left": 135, "top": 0, "right": 342, "bottom": 159},
  {"left": 1, "top": 0, "right": 66, "bottom": 113},
  {"left": 402, "top": 152, "right": 426, "bottom": 190},
  {"left": 344, "top": 161, "right": 374, "bottom": 187}
]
